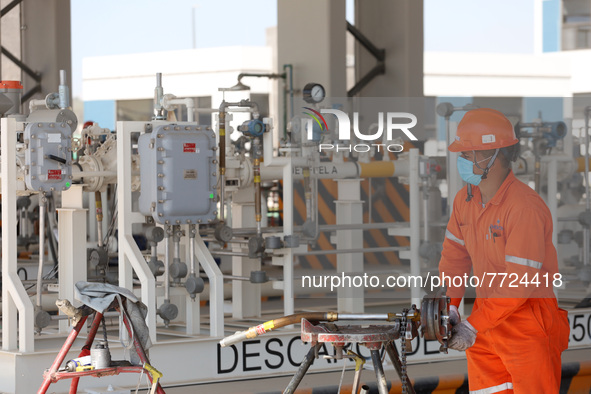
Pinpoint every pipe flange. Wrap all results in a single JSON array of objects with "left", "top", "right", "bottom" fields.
[{"left": 78, "top": 154, "right": 104, "bottom": 192}]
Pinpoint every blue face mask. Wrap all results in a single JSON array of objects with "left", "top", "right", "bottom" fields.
[{"left": 457, "top": 156, "right": 489, "bottom": 186}]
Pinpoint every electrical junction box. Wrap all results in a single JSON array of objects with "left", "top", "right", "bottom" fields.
[
  {"left": 138, "top": 123, "right": 217, "bottom": 225},
  {"left": 24, "top": 122, "right": 72, "bottom": 192}
]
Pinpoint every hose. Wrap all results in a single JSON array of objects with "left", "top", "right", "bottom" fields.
[
  {"left": 219, "top": 312, "right": 397, "bottom": 347},
  {"left": 220, "top": 312, "right": 335, "bottom": 347}
]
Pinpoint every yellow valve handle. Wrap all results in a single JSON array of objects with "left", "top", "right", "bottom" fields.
[
  {"left": 143, "top": 363, "right": 163, "bottom": 394},
  {"left": 347, "top": 350, "right": 366, "bottom": 372}
]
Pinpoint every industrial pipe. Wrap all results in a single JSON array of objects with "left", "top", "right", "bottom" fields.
[
  {"left": 219, "top": 312, "right": 397, "bottom": 347},
  {"left": 200, "top": 221, "right": 410, "bottom": 237},
  {"left": 36, "top": 196, "right": 46, "bottom": 309},
  {"left": 422, "top": 179, "right": 429, "bottom": 242},
  {"left": 218, "top": 105, "right": 227, "bottom": 223},
  {"left": 153, "top": 73, "right": 165, "bottom": 120},
  {"left": 254, "top": 151, "right": 262, "bottom": 236},
  {"left": 218, "top": 99, "right": 262, "bottom": 223},
  {"left": 584, "top": 107, "right": 591, "bottom": 266},
  {"left": 161, "top": 95, "right": 195, "bottom": 122},
  {"left": 95, "top": 192, "right": 104, "bottom": 248},
  {"left": 164, "top": 226, "right": 171, "bottom": 302},
  {"left": 189, "top": 227, "right": 196, "bottom": 277}
]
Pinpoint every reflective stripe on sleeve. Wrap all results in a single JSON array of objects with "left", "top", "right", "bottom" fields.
[
  {"left": 445, "top": 229, "right": 465, "bottom": 246},
  {"left": 469, "top": 382, "right": 514, "bottom": 394},
  {"left": 506, "top": 255, "right": 542, "bottom": 269}
]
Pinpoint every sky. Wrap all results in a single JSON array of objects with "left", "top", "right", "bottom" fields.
[{"left": 71, "top": 0, "right": 534, "bottom": 98}]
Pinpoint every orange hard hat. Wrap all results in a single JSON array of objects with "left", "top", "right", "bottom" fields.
[{"left": 448, "top": 108, "right": 518, "bottom": 152}]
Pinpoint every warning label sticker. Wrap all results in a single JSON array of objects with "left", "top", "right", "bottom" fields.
[
  {"left": 48, "top": 169, "right": 62, "bottom": 180},
  {"left": 48, "top": 133, "right": 62, "bottom": 144},
  {"left": 184, "top": 169, "right": 197, "bottom": 180},
  {"left": 183, "top": 143, "right": 197, "bottom": 153}
]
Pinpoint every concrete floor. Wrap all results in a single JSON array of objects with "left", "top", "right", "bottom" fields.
[{"left": 138, "top": 348, "right": 590, "bottom": 394}]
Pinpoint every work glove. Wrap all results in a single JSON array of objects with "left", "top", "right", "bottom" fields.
[
  {"left": 448, "top": 305, "right": 461, "bottom": 326},
  {"left": 448, "top": 321, "right": 477, "bottom": 351}
]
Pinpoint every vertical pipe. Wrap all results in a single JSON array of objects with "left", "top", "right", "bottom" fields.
[
  {"left": 548, "top": 158, "right": 558, "bottom": 251},
  {"left": 303, "top": 167, "right": 311, "bottom": 222},
  {"left": 422, "top": 179, "right": 429, "bottom": 242},
  {"left": 58, "top": 69, "right": 69, "bottom": 109},
  {"left": 189, "top": 227, "right": 196, "bottom": 275},
  {"left": 219, "top": 106, "right": 226, "bottom": 222},
  {"left": 153, "top": 73, "right": 165, "bottom": 120},
  {"left": 36, "top": 196, "right": 46, "bottom": 308},
  {"left": 25, "top": 207, "right": 29, "bottom": 237},
  {"left": 282, "top": 164, "right": 295, "bottom": 316},
  {"left": 174, "top": 231, "right": 181, "bottom": 261},
  {"left": 370, "top": 349, "right": 389, "bottom": 394},
  {"left": 445, "top": 117, "right": 452, "bottom": 216},
  {"left": 410, "top": 149, "right": 420, "bottom": 306},
  {"left": 584, "top": 107, "right": 591, "bottom": 266},
  {"left": 369, "top": 178, "right": 373, "bottom": 224},
  {"left": 164, "top": 227, "right": 171, "bottom": 301},
  {"left": 95, "top": 191, "right": 104, "bottom": 247},
  {"left": 534, "top": 157, "right": 542, "bottom": 194},
  {"left": 18, "top": 209, "right": 23, "bottom": 238},
  {"left": 254, "top": 155, "right": 262, "bottom": 235}
]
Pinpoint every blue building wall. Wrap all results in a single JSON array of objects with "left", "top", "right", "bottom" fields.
[
  {"left": 543, "top": 0, "right": 561, "bottom": 52},
  {"left": 84, "top": 100, "right": 116, "bottom": 131},
  {"left": 522, "top": 97, "right": 563, "bottom": 123}
]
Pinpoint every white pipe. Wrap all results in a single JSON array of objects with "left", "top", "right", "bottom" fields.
[
  {"left": 72, "top": 171, "right": 117, "bottom": 179},
  {"left": 189, "top": 230, "right": 196, "bottom": 276},
  {"left": 164, "top": 97, "right": 195, "bottom": 123},
  {"left": 422, "top": 180, "right": 430, "bottom": 242},
  {"left": 282, "top": 164, "right": 295, "bottom": 316},
  {"left": 548, "top": 158, "right": 558, "bottom": 250},
  {"left": 28, "top": 99, "right": 47, "bottom": 113},
  {"left": 164, "top": 228, "right": 171, "bottom": 301},
  {"left": 410, "top": 149, "right": 421, "bottom": 306},
  {"left": 36, "top": 198, "right": 45, "bottom": 308}
]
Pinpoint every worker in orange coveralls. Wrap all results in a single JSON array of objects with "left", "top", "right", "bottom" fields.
[{"left": 439, "top": 108, "right": 570, "bottom": 393}]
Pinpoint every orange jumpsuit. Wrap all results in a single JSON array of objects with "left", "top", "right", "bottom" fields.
[{"left": 439, "top": 170, "right": 570, "bottom": 393}]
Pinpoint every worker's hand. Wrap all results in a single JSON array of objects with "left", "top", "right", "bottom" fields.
[
  {"left": 448, "top": 321, "right": 477, "bottom": 351},
  {"left": 448, "top": 305, "right": 461, "bottom": 326}
]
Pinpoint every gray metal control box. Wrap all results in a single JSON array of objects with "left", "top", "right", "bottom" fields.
[
  {"left": 24, "top": 122, "right": 72, "bottom": 192},
  {"left": 138, "top": 123, "right": 217, "bottom": 225}
]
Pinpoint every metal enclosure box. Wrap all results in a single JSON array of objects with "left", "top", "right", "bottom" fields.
[
  {"left": 24, "top": 122, "right": 72, "bottom": 192},
  {"left": 138, "top": 123, "right": 217, "bottom": 225}
]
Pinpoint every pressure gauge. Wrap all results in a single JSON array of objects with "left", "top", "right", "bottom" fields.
[{"left": 303, "top": 82, "right": 325, "bottom": 104}]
